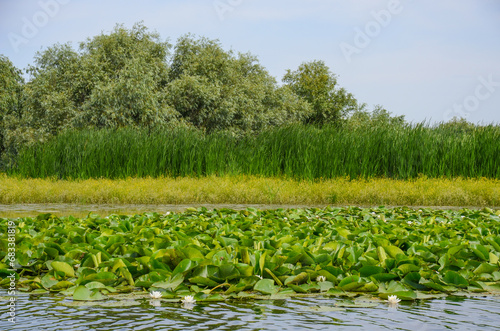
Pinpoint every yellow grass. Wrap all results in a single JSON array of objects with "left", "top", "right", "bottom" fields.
[{"left": 0, "top": 174, "right": 499, "bottom": 207}]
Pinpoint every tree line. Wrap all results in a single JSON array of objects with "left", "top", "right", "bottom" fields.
[{"left": 1, "top": 22, "right": 412, "bottom": 169}]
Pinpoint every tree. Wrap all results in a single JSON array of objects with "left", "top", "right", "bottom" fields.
[
  {"left": 283, "top": 60, "right": 359, "bottom": 126},
  {"left": 0, "top": 55, "right": 24, "bottom": 165},
  {"left": 346, "top": 105, "right": 406, "bottom": 129},
  {"left": 167, "top": 35, "right": 310, "bottom": 133},
  {"left": 22, "top": 22, "right": 177, "bottom": 136}
]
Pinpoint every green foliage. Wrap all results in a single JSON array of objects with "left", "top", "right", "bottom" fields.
[
  {"left": 0, "top": 55, "right": 24, "bottom": 165},
  {"left": 2, "top": 207, "right": 500, "bottom": 300},
  {"left": 22, "top": 23, "right": 175, "bottom": 132},
  {"left": 346, "top": 105, "right": 406, "bottom": 129},
  {"left": 13, "top": 123, "right": 500, "bottom": 179},
  {"left": 167, "top": 34, "right": 310, "bottom": 133},
  {"left": 283, "top": 60, "right": 359, "bottom": 126}
]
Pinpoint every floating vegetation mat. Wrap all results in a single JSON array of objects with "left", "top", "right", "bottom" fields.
[{"left": 1, "top": 207, "right": 500, "bottom": 304}]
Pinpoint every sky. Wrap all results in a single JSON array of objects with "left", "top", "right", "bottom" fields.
[{"left": 1, "top": 0, "right": 499, "bottom": 124}]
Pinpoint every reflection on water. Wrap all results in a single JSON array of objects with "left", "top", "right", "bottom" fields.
[
  {"left": 0, "top": 203, "right": 481, "bottom": 219},
  {"left": 1, "top": 293, "right": 499, "bottom": 331},
  {"left": 0, "top": 203, "right": 328, "bottom": 219}
]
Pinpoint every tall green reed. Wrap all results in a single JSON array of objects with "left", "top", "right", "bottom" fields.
[{"left": 13, "top": 123, "right": 500, "bottom": 179}]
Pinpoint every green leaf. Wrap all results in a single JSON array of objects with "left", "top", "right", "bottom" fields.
[
  {"left": 359, "top": 266, "right": 385, "bottom": 277},
  {"left": 188, "top": 276, "right": 219, "bottom": 287},
  {"left": 254, "top": 279, "right": 278, "bottom": 295},
  {"left": 51, "top": 261, "right": 75, "bottom": 278},
  {"left": 73, "top": 285, "right": 105, "bottom": 301},
  {"left": 338, "top": 275, "right": 364, "bottom": 291},
  {"left": 443, "top": 271, "right": 469, "bottom": 288}
]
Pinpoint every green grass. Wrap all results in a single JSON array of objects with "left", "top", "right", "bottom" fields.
[{"left": 12, "top": 124, "right": 500, "bottom": 179}]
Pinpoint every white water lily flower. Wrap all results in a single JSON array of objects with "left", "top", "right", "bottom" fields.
[
  {"left": 150, "top": 291, "right": 162, "bottom": 299},
  {"left": 407, "top": 221, "right": 413, "bottom": 225},
  {"left": 256, "top": 275, "right": 263, "bottom": 279},
  {"left": 165, "top": 211, "right": 171, "bottom": 216},
  {"left": 181, "top": 295, "right": 196, "bottom": 304},
  {"left": 284, "top": 217, "right": 288, "bottom": 220},
  {"left": 387, "top": 295, "right": 401, "bottom": 304},
  {"left": 316, "top": 276, "right": 326, "bottom": 282}
]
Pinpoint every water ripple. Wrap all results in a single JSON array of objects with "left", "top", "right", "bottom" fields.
[{"left": 1, "top": 293, "right": 499, "bottom": 331}]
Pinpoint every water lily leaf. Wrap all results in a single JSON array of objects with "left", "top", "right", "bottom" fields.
[
  {"left": 41, "top": 273, "right": 59, "bottom": 289},
  {"left": 235, "top": 264, "right": 253, "bottom": 277},
  {"left": 287, "top": 284, "right": 307, "bottom": 293},
  {"left": 188, "top": 276, "right": 219, "bottom": 287},
  {"left": 359, "top": 266, "right": 385, "bottom": 277},
  {"left": 199, "top": 294, "right": 225, "bottom": 302},
  {"left": 172, "top": 259, "right": 198, "bottom": 277},
  {"left": 318, "top": 281, "right": 334, "bottom": 292},
  {"left": 219, "top": 264, "right": 240, "bottom": 281},
  {"left": 443, "top": 271, "right": 469, "bottom": 288},
  {"left": 51, "top": 261, "right": 75, "bottom": 278},
  {"left": 254, "top": 279, "right": 278, "bottom": 295},
  {"left": 384, "top": 246, "right": 405, "bottom": 259},
  {"left": 397, "top": 264, "right": 420, "bottom": 275},
  {"left": 82, "top": 272, "right": 117, "bottom": 286},
  {"left": 338, "top": 275, "right": 364, "bottom": 291},
  {"left": 85, "top": 281, "right": 106, "bottom": 290},
  {"left": 182, "top": 247, "right": 205, "bottom": 260},
  {"left": 225, "top": 283, "right": 246, "bottom": 295},
  {"left": 419, "top": 279, "right": 456, "bottom": 292},
  {"left": 51, "top": 281, "right": 74, "bottom": 291},
  {"left": 474, "top": 263, "right": 498, "bottom": 275},
  {"left": 73, "top": 285, "right": 106, "bottom": 301},
  {"left": 153, "top": 274, "right": 184, "bottom": 290},
  {"left": 371, "top": 273, "right": 398, "bottom": 282},
  {"left": 118, "top": 267, "right": 135, "bottom": 286},
  {"left": 284, "top": 272, "right": 308, "bottom": 285},
  {"left": 471, "top": 245, "right": 489, "bottom": 261},
  {"left": 356, "top": 282, "right": 378, "bottom": 292},
  {"left": 403, "top": 272, "right": 428, "bottom": 290}
]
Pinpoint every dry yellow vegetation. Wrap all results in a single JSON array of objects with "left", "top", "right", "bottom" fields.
[{"left": 0, "top": 174, "right": 498, "bottom": 207}]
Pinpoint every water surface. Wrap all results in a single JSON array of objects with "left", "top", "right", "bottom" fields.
[{"left": 1, "top": 292, "right": 500, "bottom": 331}]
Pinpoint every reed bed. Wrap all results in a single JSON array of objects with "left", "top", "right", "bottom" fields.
[{"left": 12, "top": 124, "right": 500, "bottom": 180}]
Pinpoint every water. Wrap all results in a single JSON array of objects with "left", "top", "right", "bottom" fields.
[
  {"left": 0, "top": 203, "right": 478, "bottom": 219},
  {"left": 1, "top": 292, "right": 500, "bottom": 331}
]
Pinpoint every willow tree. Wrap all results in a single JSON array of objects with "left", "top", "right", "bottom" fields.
[
  {"left": 167, "top": 34, "right": 311, "bottom": 133},
  {"left": 21, "top": 22, "right": 177, "bottom": 137},
  {"left": 283, "top": 60, "right": 359, "bottom": 126}
]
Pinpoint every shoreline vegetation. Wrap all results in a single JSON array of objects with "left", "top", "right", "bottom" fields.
[
  {"left": 10, "top": 124, "right": 500, "bottom": 180},
  {"left": 1, "top": 174, "right": 498, "bottom": 207}
]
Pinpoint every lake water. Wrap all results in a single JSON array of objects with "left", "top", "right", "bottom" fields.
[{"left": 1, "top": 292, "right": 500, "bottom": 331}]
